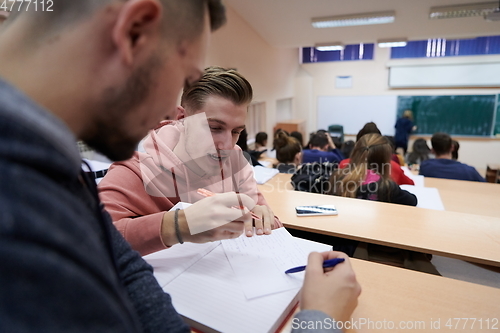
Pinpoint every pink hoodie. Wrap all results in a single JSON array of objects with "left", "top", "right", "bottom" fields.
[{"left": 99, "top": 120, "right": 282, "bottom": 255}]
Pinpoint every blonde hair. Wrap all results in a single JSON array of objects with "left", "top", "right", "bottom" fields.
[
  {"left": 329, "top": 133, "right": 392, "bottom": 198},
  {"left": 403, "top": 110, "right": 414, "bottom": 121}
]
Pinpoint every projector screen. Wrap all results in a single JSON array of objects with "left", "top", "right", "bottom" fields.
[{"left": 389, "top": 62, "right": 500, "bottom": 88}]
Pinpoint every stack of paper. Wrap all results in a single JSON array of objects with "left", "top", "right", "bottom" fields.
[
  {"left": 253, "top": 165, "right": 279, "bottom": 184},
  {"left": 400, "top": 185, "right": 445, "bottom": 211},
  {"left": 144, "top": 228, "right": 330, "bottom": 333}
]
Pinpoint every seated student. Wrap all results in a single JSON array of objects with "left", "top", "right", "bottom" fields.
[
  {"left": 302, "top": 131, "right": 343, "bottom": 164},
  {"left": 254, "top": 131, "right": 268, "bottom": 152},
  {"left": 385, "top": 135, "right": 405, "bottom": 166},
  {"left": 339, "top": 122, "right": 415, "bottom": 186},
  {"left": 420, "top": 133, "right": 485, "bottom": 182},
  {"left": 236, "top": 128, "right": 263, "bottom": 166},
  {"left": 451, "top": 139, "right": 460, "bottom": 160},
  {"left": 274, "top": 130, "right": 302, "bottom": 173},
  {"left": 267, "top": 128, "right": 288, "bottom": 159},
  {"left": 329, "top": 134, "right": 417, "bottom": 206},
  {"left": 99, "top": 67, "right": 282, "bottom": 255},
  {"left": 341, "top": 140, "right": 355, "bottom": 159},
  {"left": 290, "top": 130, "right": 304, "bottom": 148},
  {"left": 406, "top": 138, "right": 432, "bottom": 166}
]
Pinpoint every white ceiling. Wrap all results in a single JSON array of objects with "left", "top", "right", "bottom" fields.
[{"left": 223, "top": 0, "right": 500, "bottom": 48}]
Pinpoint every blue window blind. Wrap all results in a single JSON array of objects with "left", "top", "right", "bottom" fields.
[
  {"left": 302, "top": 44, "right": 374, "bottom": 63},
  {"left": 391, "top": 35, "right": 500, "bottom": 59}
]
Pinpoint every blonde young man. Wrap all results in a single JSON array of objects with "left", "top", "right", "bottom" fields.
[
  {"left": 0, "top": 1, "right": 359, "bottom": 332},
  {"left": 99, "top": 67, "right": 282, "bottom": 255}
]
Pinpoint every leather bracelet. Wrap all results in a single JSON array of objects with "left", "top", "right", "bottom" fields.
[{"left": 174, "top": 209, "right": 183, "bottom": 244}]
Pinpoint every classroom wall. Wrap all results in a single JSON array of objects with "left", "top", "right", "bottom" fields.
[
  {"left": 298, "top": 48, "right": 500, "bottom": 171},
  {"left": 206, "top": 6, "right": 299, "bottom": 138},
  {"left": 206, "top": 5, "right": 500, "bottom": 171}
]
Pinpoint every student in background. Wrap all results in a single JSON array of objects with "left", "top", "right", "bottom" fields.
[
  {"left": 451, "top": 139, "right": 460, "bottom": 160},
  {"left": 394, "top": 110, "right": 416, "bottom": 154},
  {"left": 406, "top": 138, "right": 432, "bottom": 166},
  {"left": 254, "top": 131, "right": 268, "bottom": 152},
  {"left": 290, "top": 130, "right": 304, "bottom": 148},
  {"left": 339, "top": 122, "right": 415, "bottom": 186},
  {"left": 420, "top": 133, "right": 485, "bottom": 182},
  {"left": 329, "top": 134, "right": 417, "bottom": 206},
  {"left": 302, "top": 131, "right": 343, "bottom": 164},
  {"left": 341, "top": 140, "right": 355, "bottom": 159},
  {"left": 274, "top": 130, "right": 302, "bottom": 173},
  {"left": 385, "top": 135, "right": 405, "bottom": 166},
  {"left": 237, "top": 128, "right": 263, "bottom": 166},
  {"left": 267, "top": 128, "right": 288, "bottom": 159}
]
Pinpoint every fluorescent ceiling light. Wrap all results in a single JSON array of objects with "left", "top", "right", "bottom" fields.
[
  {"left": 429, "top": 2, "right": 498, "bottom": 19},
  {"left": 315, "top": 43, "right": 344, "bottom": 51},
  {"left": 378, "top": 38, "right": 408, "bottom": 48},
  {"left": 312, "top": 11, "right": 395, "bottom": 28},
  {"left": 485, "top": 10, "right": 500, "bottom": 20}
]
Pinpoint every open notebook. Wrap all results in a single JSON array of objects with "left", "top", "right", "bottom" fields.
[{"left": 144, "top": 228, "right": 330, "bottom": 333}]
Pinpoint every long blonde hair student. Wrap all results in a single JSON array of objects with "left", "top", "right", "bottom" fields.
[{"left": 329, "top": 133, "right": 392, "bottom": 198}]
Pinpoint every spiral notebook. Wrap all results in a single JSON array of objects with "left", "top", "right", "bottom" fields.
[{"left": 145, "top": 228, "right": 330, "bottom": 333}]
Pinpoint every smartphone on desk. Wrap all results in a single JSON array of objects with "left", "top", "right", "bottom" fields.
[{"left": 295, "top": 205, "right": 338, "bottom": 216}]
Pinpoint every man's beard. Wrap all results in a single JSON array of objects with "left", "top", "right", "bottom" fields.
[{"left": 82, "top": 55, "right": 162, "bottom": 161}]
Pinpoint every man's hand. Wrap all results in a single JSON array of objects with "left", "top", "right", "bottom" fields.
[
  {"left": 325, "top": 132, "right": 337, "bottom": 149},
  {"left": 161, "top": 192, "right": 255, "bottom": 245},
  {"left": 244, "top": 204, "right": 275, "bottom": 237},
  {"left": 300, "top": 251, "right": 361, "bottom": 323}
]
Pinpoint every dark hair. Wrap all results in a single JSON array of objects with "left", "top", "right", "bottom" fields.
[
  {"left": 332, "top": 137, "right": 342, "bottom": 149},
  {"left": 451, "top": 140, "right": 460, "bottom": 160},
  {"left": 329, "top": 134, "right": 392, "bottom": 199},
  {"left": 431, "top": 133, "right": 452, "bottom": 156},
  {"left": 356, "top": 122, "right": 381, "bottom": 142},
  {"left": 407, "top": 138, "right": 431, "bottom": 165},
  {"left": 273, "top": 128, "right": 289, "bottom": 149},
  {"left": 341, "top": 140, "right": 355, "bottom": 158},
  {"left": 290, "top": 131, "right": 303, "bottom": 147},
  {"left": 384, "top": 136, "right": 396, "bottom": 153},
  {"left": 236, "top": 128, "right": 248, "bottom": 152},
  {"left": 274, "top": 130, "right": 302, "bottom": 164},
  {"left": 309, "top": 132, "right": 329, "bottom": 149},
  {"left": 181, "top": 66, "right": 253, "bottom": 113},
  {"left": 255, "top": 132, "right": 268, "bottom": 146},
  {"left": 9, "top": 0, "right": 226, "bottom": 43}
]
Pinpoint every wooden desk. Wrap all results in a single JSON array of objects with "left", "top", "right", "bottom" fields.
[
  {"left": 281, "top": 258, "right": 500, "bottom": 332},
  {"left": 424, "top": 177, "right": 500, "bottom": 218},
  {"left": 424, "top": 177, "right": 500, "bottom": 195},
  {"left": 263, "top": 173, "right": 500, "bottom": 218},
  {"left": 259, "top": 176, "right": 500, "bottom": 267}
]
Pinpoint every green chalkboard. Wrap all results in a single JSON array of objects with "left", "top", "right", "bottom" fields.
[
  {"left": 495, "top": 95, "right": 500, "bottom": 136},
  {"left": 397, "top": 95, "right": 497, "bottom": 136}
]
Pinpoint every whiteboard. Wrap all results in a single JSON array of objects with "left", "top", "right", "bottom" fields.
[
  {"left": 317, "top": 95, "right": 398, "bottom": 136},
  {"left": 389, "top": 63, "right": 500, "bottom": 88}
]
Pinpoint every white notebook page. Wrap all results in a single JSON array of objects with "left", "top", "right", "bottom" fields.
[
  {"left": 143, "top": 242, "right": 219, "bottom": 288},
  {"left": 221, "top": 228, "right": 313, "bottom": 299},
  {"left": 160, "top": 232, "right": 331, "bottom": 333}
]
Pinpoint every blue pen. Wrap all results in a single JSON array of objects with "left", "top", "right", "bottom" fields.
[{"left": 285, "top": 258, "right": 345, "bottom": 274}]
